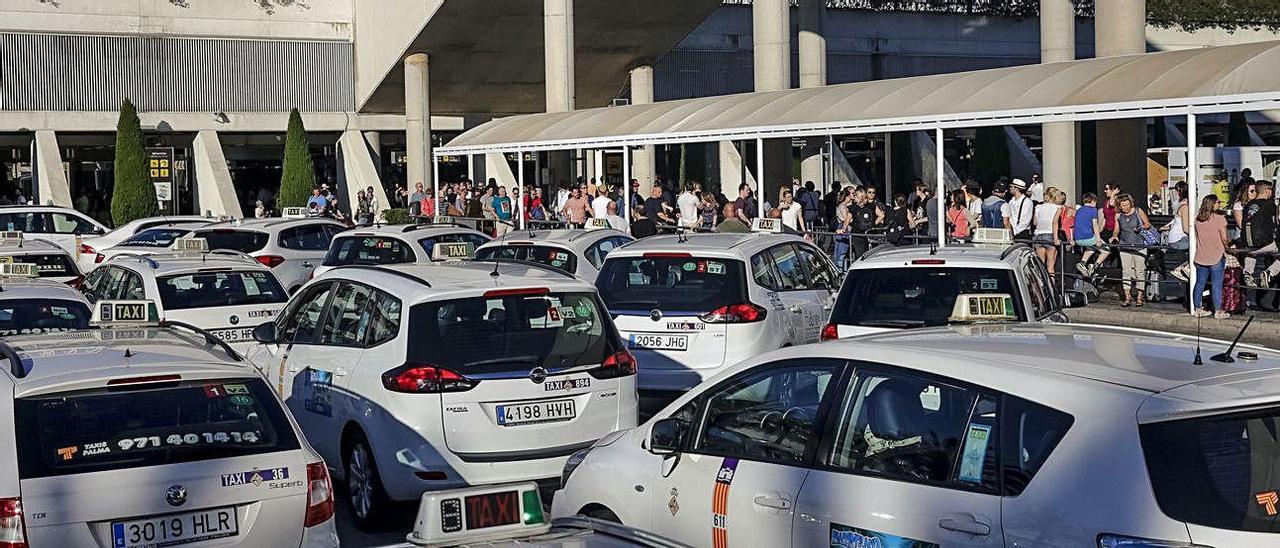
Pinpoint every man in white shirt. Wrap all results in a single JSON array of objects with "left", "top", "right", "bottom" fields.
[
  {"left": 553, "top": 183, "right": 571, "bottom": 221},
  {"left": 604, "top": 200, "right": 627, "bottom": 231},
  {"left": 964, "top": 181, "right": 983, "bottom": 225},
  {"left": 591, "top": 186, "right": 613, "bottom": 219},
  {"left": 1028, "top": 174, "right": 1045, "bottom": 204},
  {"left": 1008, "top": 178, "right": 1035, "bottom": 239},
  {"left": 676, "top": 183, "right": 700, "bottom": 228}
]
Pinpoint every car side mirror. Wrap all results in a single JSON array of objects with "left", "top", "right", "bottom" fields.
[
  {"left": 1063, "top": 290, "right": 1088, "bottom": 309},
  {"left": 94, "top": 226, "right": 106, "bottom": 235},
  {"left": 252, "top": 322, "right": 277, "bottom": 344},
  {"left": 649, "top": 418, "right": 686, "bottom": 455}
]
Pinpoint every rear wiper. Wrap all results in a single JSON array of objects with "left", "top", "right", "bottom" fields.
[
  {"left": 856, "top": 319, "right": 927, "bottom": 328},
  {"left": 608, "top": 300, "right": 659, "bottom": 309},
  {"left": 457, "top": 355, "right": 541, "bottom": 368}
]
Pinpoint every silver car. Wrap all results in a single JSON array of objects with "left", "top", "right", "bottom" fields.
[
  {"left": 192, "top": 218, "right": 346, "bottom": 293},
  {"left": 0, "top": 321, "right": 339, "bottom": 547}
]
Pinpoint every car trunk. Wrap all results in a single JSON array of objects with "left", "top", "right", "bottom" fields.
[
  {"left": 157, "top": 269, "right": 287, "bottom": 347},
  {"left": 612, "top": 313, "right": 727, "bottom": 371}
]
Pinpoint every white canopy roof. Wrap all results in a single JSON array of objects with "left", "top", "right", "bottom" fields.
[{"left": 438, "top": 40, "right": 1280, "bottom": 156}]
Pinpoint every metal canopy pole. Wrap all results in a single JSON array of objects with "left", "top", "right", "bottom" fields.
[
  {"left": 935, "top": 127, "right": 946, "bottom": 248},
  {"left": 827, "top": 135, "right": 835, "bottom": 193},
  {"left": 623, "top": 146, "right": 632, "bottom": 229},
  {"left": 517, "top": 150, "right": 526, "bottom": 230},
  {"left": 1186, "top": 113, "right": 1198, "bottom": 306},
  {"left": 756, "top": 137, "right": 766, "bottom": 219},
  {"left": 432, "top": 155, "right": 441, "bottom": 222}
]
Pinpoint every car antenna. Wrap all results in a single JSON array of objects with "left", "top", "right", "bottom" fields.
[
  {"left": 123, "top": 347, "right": 133, "bottom": 358},
  {"left": 929, "top": 239, "right": 937, "bottom": 255},
  {"left": 1192, "top": 313, "right": 1203, "bottom": 365},
  {"left": 490, "top": 256, "right": 500, "bottom": 278},
  {"left": 1211, "top": 315, "right": 1254, "bottom": 364}
]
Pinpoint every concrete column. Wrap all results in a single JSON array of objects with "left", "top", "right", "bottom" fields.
[
  {"left": 1040, "top": 0, "right": 1078, "bottom": 203},
  {"left": 192, "top": 131, "right": 242, "bottom": 218},
  {"left": 404, "top": 53, "right": 431, "bottom": 196},
  {"left": 339, "top": 130, "right": 388, "bottom": 221},
  {"left": 798, "top": 0, "right": 826, "bottom": 191},
  {"left": 33, "top": 131, "right": 71, "bottom": 207},
  {"left": 544, "top": 0, "right": 575, "bottom": 112},
  {"left": 1094, "top": 0, "right": 1148, "bottom": 199},
  {"left": 630, "top": 65, "right": 656, "bottom": 195},
  {"left": 362, "top": 131, "right": 382, "bottom": 177},
  {"left": 752, "top": 0, "right": 790, "bottom": 93}
]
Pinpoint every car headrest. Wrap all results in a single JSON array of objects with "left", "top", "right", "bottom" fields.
[{"left": 865, "top": 378, "right": 928, "bottom": 441}]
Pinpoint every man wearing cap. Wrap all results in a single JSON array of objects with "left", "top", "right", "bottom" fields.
[
  {"left": 1008, "top": 178, "right": 1035, "bottom": 240},
  {"left": 981, "top": 181, "right": 1012, "bottom": 232}
]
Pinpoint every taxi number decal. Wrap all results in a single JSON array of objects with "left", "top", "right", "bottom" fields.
[
  {"left": 831, "top": 523, "right": 939, "bottom": 548},
  {"left": 711, "top": 457, "right": 739, "bottom": 548}
]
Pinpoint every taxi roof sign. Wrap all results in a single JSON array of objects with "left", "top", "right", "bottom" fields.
[
  {"left": 751, "top": 218, "right": 782, "bottom": 233},
  {"left": 0, "top": 262, "right": 36, "bottom": 278},
  {"left": 584, "top": 218, "right": 612, "bottom": 230},
  {"left": 431, "top": 241, "right": 475, "bottom": 261},
  {"left": 972, "top": 228, "right": 1013, "bottom": 246},
  {"left": 405, "top": 482, "right": 548, "bottom": 547},
  {"left": 170, "top": 237, "right": 209, "bottom": 253},
  {"left": 281, "top": 206, "right": 307, "bottom": 219},
  {"left": 0, "top": 231, "right": 22, "bottom": 245},
  {"left": 949, "top": 293, "right": 1017, "bottom": 322},
  {"left": 91, "top": 300, "right": 160, "bottom": 326}
]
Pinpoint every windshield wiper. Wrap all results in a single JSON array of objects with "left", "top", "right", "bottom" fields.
[
  {"left": 456, "top": 355, "right": 541, "bottom": 368},
  {"left": 608, "top": 300, "right": 660, "bottom": 309},
  {"left": 856, "top": 319, "right": 927, "bottom": 328}
]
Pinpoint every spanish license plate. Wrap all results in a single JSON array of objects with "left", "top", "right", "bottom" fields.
[
  {"left": 495, "top": 399, "right": 576, "bottom": 426},
  {"left": 111, "top": 506, "right": 238, "bottom": 548},
  {"left": 628, "top": 334, "right": 688, "bottom": 351},
  {"left": 209, "top": 327, "right": 255, "bottom": 343}
]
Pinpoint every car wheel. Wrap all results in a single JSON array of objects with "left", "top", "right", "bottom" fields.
[{"left": 344, "top": 433, "right": 391, "bottom": 531}]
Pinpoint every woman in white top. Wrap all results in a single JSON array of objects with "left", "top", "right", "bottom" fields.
[
  {"left": 1032, "top": 187, "right": 1063, "bottom": 274},
  {"left": 779, "top": 189, "right": 806, "bottom": 233},
  {"left": 1163, "top": 182, "right": 1189, "bottom": 251}
]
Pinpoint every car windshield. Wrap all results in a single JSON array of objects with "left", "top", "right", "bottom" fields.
[
  {"left": 1141, "top": 407, "right": 1280, "bottom": 532},
  {"left": 323, "top": 236, "right": 414, "bottom": 266},
  {"left": 157, "top": 270, "right": 287, "bottom": 310},
  {"left": 14, "top": 378, "right": 299, "bottom": 478},
  {"left": 192, "top": 229, "right": 269, "bottom": 253},
  {"left": 119, "top": 228, "right": 194, "bottom": 248},
  {"left": 407, "top": 291, "right": 614, "bottom": 374},
  {"left": 475, "top": 245, "right": 577, "bottom": 274},
  {"left": 830, "top": 267, "right": 1025, "bottom": 327},
  {"left": 0, "top": 299, "right": 90, "bottom": 336},
  {"left": 596, "top": 256, "right": 748, "bottom": 314}
]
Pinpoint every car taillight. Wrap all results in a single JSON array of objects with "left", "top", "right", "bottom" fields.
[
  {"left": 79, "top": 243, "right": 96, "bottom": 256},
  {"left": 820, "top": 323, "right": 839, "bottom": 341},
  {"left": 381, "top": 364, "right": 475, "bottom": 393},
  {"left": 0, "top": 497, "right": 27, "bottom": 548},
  {"left": 94, "top": 253, "right": 105, "bottom": 264},
  {"left": 303, "top": 462, "right": 334, "bottom": 527},
  {"left": 590, "top": 350, "right": 637, "bottom": 379},
  {"left": 256, "top": 255, "right": 285, "bottom": 268},
  {"left": 65, "top": 275, "right": 84, "bottom": 288},
  {"left": 700, "top": 303, "right": 767, "bottom": 323}
]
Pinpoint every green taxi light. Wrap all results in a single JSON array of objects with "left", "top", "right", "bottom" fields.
[{"left": 521, "top": 490, "right": 544, "bottom": 525}]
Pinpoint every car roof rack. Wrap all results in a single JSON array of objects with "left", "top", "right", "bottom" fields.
[
  {"left": 110, "top": 253, "right": 160, "bottom": 269},
  {"left": 402, "top": 222, "right": 475, "bottom": 233},
  {"left": 479, "top": 257, "right": 576, "bottom": 278},
  {"left": 329, "top": 264, "right": 433, "bottom": 287},
  {"left": 160, "top": 320, "right": 243, "bottom": 362},
  {"left": 0, "top": 339, "right": 27, "bottom": 379}
]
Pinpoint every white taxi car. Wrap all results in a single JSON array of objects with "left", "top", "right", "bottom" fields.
[
  {"left": 475, "top": 224, "right": 633, "bottom": 282},
  {"left": 594, "top": 225, "right": 839, "bottom": 395},
  {"left": 79, "top": 242, "right": 288, "bottom": 350},
  {"left": 243, "top": 258, "right": 638, "bottom": 530},
  {"left": 0, "top": 270, "right": 92, "bottom": 336},
  {"left": 0, "top": 205, "right": 107, "bottom": 255},
  {"left": 191, "top": 217, "right": 346, "bottom": 293},
  {"left": 84, "top": 221, "right": 214, "bottom": 271},
  {"left": 554, "top": 323, "right": 1280, "bottom": 548},
  {"left": 824, "top": 239, "right": 1081, "bottom": 340},
  {"left": 0, "top": 233, "right": 82, "bottom": 284},
  {"left": 313, "top": 222, "right": 491, "bottom": 277},
  {"left": 76, "top": 215, "right": 215, "bottom": 272},
  {"left": 0, "top": 302, "right": 337, "bottom": 547}
]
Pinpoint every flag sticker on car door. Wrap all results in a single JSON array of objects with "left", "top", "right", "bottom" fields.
[{"left": 711, "top": 457, "right": 739, "bottom": 548}]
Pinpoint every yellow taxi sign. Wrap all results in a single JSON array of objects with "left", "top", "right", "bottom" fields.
[
  {"left": 584, "top": 218, "right": 612, "bottom": 231},
  {"left": 0, "top": 231, "right": 22, "bottom": 245},
  {"left": 91, "top": 300, "right": 160, "bottom": 325},
  {"left": 170, "top": 237, "right": 209, "bottom": 253},
  {"left": 751, "top": 218, "right": 782, "bottom": 233},
  {"left": 281, "top": 206, "right": 307, "bottom": 219},
  {"left": 0, "top": 262, "right": 36, "bottom": 277},
  {"left": 949, "top": 293, "right": 1017, "bottom": 322},
  {"left": 431, "top": 242, "right": 475, "bottom": 261},
  {"left": 972, "top": 228, "right": 1013, "bottom": 246},
  {"left": 405, "top": 482, "right": 548, "bottom": 547}
]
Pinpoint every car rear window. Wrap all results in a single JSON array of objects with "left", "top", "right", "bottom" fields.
[
  {"left": 10, "top": 253, "right": 78, "bottom": 277},
  {"left": 0, "top": 299, "right": 90, "bottom": 336},
  {"left": 596, "top": 256, "right": 747, "bottom": 314},
  {"left": 831, "top": 267, "right": 1025, "bottom": 328},
  {"left": 1141, "top": 407, "right": 1280, "bottom": 532},
  {"left": 119, "top": 228, "right": 193, "bottom": 248},
  {"left": 192, "top": 230, "right": 269, "bottom": 253},
  {"left": 157, "top": 270, "right": 287, "bottom": 311},
  {"left": 323, "top": 236, "right": 414, "bottom": 266},
  {"left": 417, "top": 233, "right": 490, "bottom": 257},
  {"left": 475, "top": 245, "right": 577, "bottom": 274},
  {"left": 15, "top": 378, "right": 299, "bottom": 479},
  {"left": 407, "top": 291, "right": 615, "bottom": 374}
]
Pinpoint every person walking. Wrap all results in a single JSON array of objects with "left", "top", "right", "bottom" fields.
[
  {"left": 1111, "top": 193, "right": 1154, "bottom": 307},
  {"left": 947, "top": 189, "right": 971, "bottom": 241},
  {"left": 1191, "top": 195, "right": 1231, "bottom": 318}
]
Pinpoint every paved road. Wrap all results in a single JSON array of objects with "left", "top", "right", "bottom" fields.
[{"left": 333, "top": 485, "right": 417, "bottom": 547}]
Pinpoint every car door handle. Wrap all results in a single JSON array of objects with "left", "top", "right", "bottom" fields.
[
  {"left": 789, "top": 306, "right": 803, "bottom": 314},
  {"left": 301, "top": 261, "right": 313, "bottom": 268},
  {"left": 753, "top": 494, "right": 792, "bottom": 510},
  {"left": 938, "top": 513, "right": 991, "bottom": 536},
  {"left": 333, "top": 368, "right": 349, "bottom": 377}
]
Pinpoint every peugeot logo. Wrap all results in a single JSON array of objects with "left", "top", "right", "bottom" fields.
[
  {"left": 165, "top": 485, "right": 187, "bottom": 507},
  {"left": 529, "top": 367, "right": 548, "bottom": 384},
  {"left": 649, "top": 309, "right": 663, "bottom": 322},
  {"left": 229, "top": 314, "right": 240, "bottom": 325}
]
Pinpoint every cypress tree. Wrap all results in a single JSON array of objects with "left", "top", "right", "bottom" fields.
[
  {"left": 278, "top": 108, "right": 315, "bottom": 208},
  {"left": 110, "top": 98, "right": 158, "bottom": 225}
]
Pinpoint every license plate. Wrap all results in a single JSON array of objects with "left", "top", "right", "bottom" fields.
[
  {"left": 495, "top": 399, "right": 576, "bottom": 426},
  {"left": 209, "top": 327, "right": 255, "bottom": 343},
  {"left": 628, "top": 334, "right": 689, "bottom": 351},
  {"left": 111, "top": 506, "right": 238, "bottom": 548}
]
